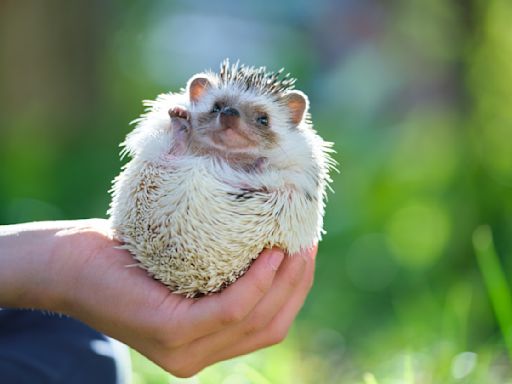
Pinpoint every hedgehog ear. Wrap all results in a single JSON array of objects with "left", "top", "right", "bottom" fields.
[
  {"left": 282, "top": 90, "right": 309, "bottom": 125},
  {"left": 187, "top": 75, "right": 211, "bottom": 103}
]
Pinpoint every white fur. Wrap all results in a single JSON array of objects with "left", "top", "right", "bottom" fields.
[{"left": 109, "top": 76, "right": 334, "bottom": 297}]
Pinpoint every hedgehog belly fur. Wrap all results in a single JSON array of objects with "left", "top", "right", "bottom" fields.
[{"left": 109, "top": 156, "right": 322, "bottom": 297}]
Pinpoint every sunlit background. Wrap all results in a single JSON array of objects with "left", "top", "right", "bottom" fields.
[{"left": 1, "top": 0, "right": 512, "bottom": 383}]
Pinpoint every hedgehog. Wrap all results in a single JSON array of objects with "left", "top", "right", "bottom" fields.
[{"left": 108, "top": 60, "right": 334, "bottom": 297}]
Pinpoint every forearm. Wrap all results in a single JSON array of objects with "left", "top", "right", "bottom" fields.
[{"left": 0, "top": 221, "right": 79, "bottom": 310}]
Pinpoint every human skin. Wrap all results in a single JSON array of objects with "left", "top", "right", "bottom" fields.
[{"left": 0, "top": 219, "right": 316, "bottom": 377}]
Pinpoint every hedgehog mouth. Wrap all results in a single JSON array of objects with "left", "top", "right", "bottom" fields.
[
  {"left": 188, "top": 131, "right": 264, "bottom": 169},
  {"left": 211, "top": 129, "right": 256, "bottom": 149},
  {"left": 193, "top": 127, "right": 258, "bottom": 153}
]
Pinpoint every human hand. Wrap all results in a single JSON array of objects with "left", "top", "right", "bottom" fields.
[{"left": 47, "top": 219, "right": 316, "bottom": 377}]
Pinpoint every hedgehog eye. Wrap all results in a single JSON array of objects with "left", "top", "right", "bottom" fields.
[
  {"left": 256, "top": 114, "right": 269, "bottom": 127},
  {"left": 211, "top": 103, "right": 221, "bottom": 113}
]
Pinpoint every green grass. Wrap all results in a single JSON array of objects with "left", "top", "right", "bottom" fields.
[{"left": 473, "top": 225, "right": 512, "bottom": 359}]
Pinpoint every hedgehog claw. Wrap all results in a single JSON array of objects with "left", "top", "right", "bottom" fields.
[{"left": 169, "top": 106, "right": 189, "bottom": 120}]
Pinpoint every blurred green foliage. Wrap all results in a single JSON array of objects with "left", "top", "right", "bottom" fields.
[{"left": 1, "top": 0, "right": 511, "bottom": 382}]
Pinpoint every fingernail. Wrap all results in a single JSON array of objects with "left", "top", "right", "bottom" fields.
[{"left": 269, "top": 250, "right": 285, "bottom": 271}]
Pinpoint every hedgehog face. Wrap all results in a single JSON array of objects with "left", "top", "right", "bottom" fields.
[
  {"left": 186, "top": 68, "right": 310, "bottom": 163},
  {"left": 188, "top": 79, "right": 278, "bottom": 153}
]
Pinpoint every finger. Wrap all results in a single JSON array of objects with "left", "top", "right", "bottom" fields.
[
  {"left": 243, "top": 245, "right": 316, "bottom": 334},
  {"left": 153, "top": 247, "right": 315, "bottom": 377},
  {"left": 236, "top": 245, "right": 316, "bottom": 338},
  {"left": 170, "top": 248, "right": 285, "bottom": 345},
  {"left": 239, "top": 250, "right": 308, "bottom": 335},
  {"left": 176, "top": 248, "right": 316, "bottom": 368},
  {"left": 177, "top": 247, "right": 311, "bottom": 360},
  {"left": 199, "top": 248, "right": 316, "bottom": 367}
]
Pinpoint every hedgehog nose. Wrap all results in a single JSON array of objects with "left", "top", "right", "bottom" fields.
[{"left": 221, "top": 107, "right": 240, "bottom": 117}]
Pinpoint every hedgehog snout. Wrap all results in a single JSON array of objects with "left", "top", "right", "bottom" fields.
[{"left": 220, "top": 110, "right": 240, "bottom": 131}]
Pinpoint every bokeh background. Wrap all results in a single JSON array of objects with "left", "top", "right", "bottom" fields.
[{"left": 1, "top": 0, "right": 512, "bottom": 383}]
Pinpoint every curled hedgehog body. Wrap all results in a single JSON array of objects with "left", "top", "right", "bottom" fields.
[{"left": 109, "top": 60, "right": 334, "bottom": 297}]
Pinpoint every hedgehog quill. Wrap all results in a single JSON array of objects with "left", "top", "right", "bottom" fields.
[{"left": 108, "top": 60, "right": 335, "bottom": 297}]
